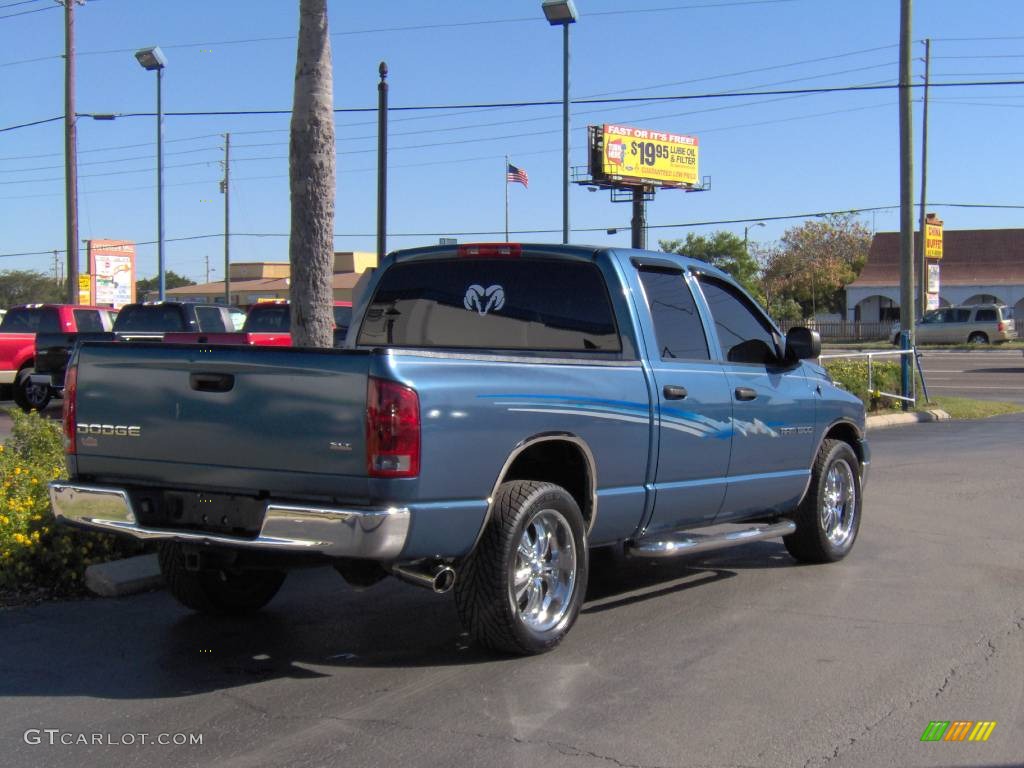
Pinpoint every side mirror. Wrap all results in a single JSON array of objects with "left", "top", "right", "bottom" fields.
[{"left": 785, "top": 327, "right": 821, "bottom": 361}]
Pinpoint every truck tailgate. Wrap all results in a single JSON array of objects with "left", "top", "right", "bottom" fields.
[{"left": 72, "top": 342, "right": 373, "bottom": 497}]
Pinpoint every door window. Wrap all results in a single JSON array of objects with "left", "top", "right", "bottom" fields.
[
  {"left": 195, "top": 306, "right": 227, "bottom": 332},
  {"left": 696, "top": 276, "right": 778, "bottom": 364},
  {"left": 638, "top": 268, "right": 709, "bottom": 361}
]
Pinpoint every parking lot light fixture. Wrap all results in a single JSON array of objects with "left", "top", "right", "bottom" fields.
[
  {"left": 542, "top": 0, "right": 578, "bottom": 245},
  {"left": 135, "top": 45, "right": 168, "bottom": 300}
]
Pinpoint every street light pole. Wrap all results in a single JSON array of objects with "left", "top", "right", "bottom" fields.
[
  {"left": 156, "top": 65, "right": 165, "bottom": 300},
  {"left": 542, "top": 0, "right": 578, "bottom": 245},
  {"left": 134, "top": 46, "right": 168, "bottom": 300},
  {"left": 743, "top": 221, "right": 765, "bottom": 259}
]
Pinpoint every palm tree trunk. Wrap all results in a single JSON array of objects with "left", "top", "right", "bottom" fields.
[{"left": 289, "top": 0, "right": 335, "bottom": 347}]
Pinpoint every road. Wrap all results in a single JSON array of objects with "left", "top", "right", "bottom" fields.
[
  {"left": 1, "top": 415, "right": 1022, "bottom": 768},
  {"left": 916, "top": 348, "right": 1024, "bottom": 404}
]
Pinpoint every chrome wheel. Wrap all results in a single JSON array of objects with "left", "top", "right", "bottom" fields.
[
  {"left": 511, "top": 508, "right": 578, "bottom": 633},
  {"left": 821, "top": 458, "right": 856, "bottom": 547}
]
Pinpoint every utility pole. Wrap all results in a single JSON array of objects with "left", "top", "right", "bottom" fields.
[
  {"left": 917, "top": 38, "right": 931, "bottom": 319},
  {"left": 62, "top": 0, "right": 81, "bottom": 304},
  {"left": 898, "top": 0, "right": 916, "bottom": 408},
  {"left": 204, "top": 254, "right": 211, "bottom": 284},
  {"left": 221, "top": 132, "right": 230, "bottom": 304}
]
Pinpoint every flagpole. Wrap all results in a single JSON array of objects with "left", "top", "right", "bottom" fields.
[{"left": 504, "top": 155, "right": 510, "bottom": 241}]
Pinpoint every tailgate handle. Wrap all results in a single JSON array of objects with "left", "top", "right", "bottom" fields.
[{"left": 190, "top": 372, "right": 234, "bottom": 393}]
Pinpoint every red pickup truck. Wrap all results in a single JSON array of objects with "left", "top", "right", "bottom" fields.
[
  {"left": 164, "top": 300, "right": 353, "bottom": 347},
  {"left": 0, "top": 304, "right": 116, "bottom": 411}
]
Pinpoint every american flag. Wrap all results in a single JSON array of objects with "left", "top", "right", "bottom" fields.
[{"left": 506, "top": 163, "right": 529, "bottom": 188}]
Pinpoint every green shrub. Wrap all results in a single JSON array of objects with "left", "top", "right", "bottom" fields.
[
  {"left": 824, "top": 359, "right": 909, "bottom": 411},
  {"left": 0, "top": 410, "right": 138, "bottom": 594}
]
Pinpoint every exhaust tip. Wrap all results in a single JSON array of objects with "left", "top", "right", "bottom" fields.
[{"left": 432, "top": 566, "right": 456, "bottom": 594}]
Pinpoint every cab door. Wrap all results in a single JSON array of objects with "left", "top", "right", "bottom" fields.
[
  {"left": 692, "top": 274, "right": 817, "bottom": 522},
  {"left": 635, "top": 266, "right": 734, "bottom": 535}
]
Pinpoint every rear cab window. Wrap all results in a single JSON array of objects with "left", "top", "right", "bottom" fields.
[
  {"left": 244, "top": 305, "right": 290, "bottom": 332},
  {"left": 357, "top": 257, "right": 621, "bottom": 354},
  {"left": 113, "top": 305, "right": 186, "bottom": 332}
]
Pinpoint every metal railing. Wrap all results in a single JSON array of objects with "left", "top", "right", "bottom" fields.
[
  {"left": 779, "top": 320, "right": 895, "bottom": 342},
  {"left": 818, "top": 347, "right": 929, "bottom": 405}
]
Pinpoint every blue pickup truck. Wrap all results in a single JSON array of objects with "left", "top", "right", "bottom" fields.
[{"left": 51, "top": 243, "right": 868, "bottom": 655}]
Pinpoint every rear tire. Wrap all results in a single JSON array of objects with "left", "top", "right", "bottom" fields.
[
  {"left": 785, "top": 440, "right": 862, "bottom": 563},
  {"left": 158, "top": 543, "right": 286, "bottom": 615},
  {"left": 967, "top": 332, "right": 988, "bottom": 345},
  {"left": 13, "top": 368, "right": 51, "bottom": 413},
  {"left": 455, "top": 481, "right": 588, "bottom": 655}
]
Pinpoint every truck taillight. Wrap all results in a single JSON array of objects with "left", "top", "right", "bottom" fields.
[
  {"left": 457, "top": 243, "right": 521, "bottom": 258},
  {"left": 366, "top": 377, "right": 420, "bottom": 478},
  {"left": 998, "top": 321, "right": 1006, "bottom": 332},
  {"left": 63, "top": 363, "right": 77, "bottom": 455}
]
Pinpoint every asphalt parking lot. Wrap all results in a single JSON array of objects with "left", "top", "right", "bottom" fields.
[
  {"left": 1, "top": 414, "right": 1021, "bottom": 768},
  {"left": 916, "top": 348, "right": 1024, "bottom": 404}
]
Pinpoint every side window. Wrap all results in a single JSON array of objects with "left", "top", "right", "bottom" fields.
[
  {"left": 195, "top": 306, "right": 226, "bottom": 332},
  {"left": 73, "top": 310, "right": 104, "bottom": 333},
  {"left": 36, "top": 309, "right": 60, "bottom": 334},
  {"left": 954, "top": 309, "right": 971, "bottom": 322},
  {"left": 696, "top": 276, "right": 778, "bottom": 364},
  {"left": 974, "top": 308, "right": 997, "bottom": 322},
  {"left": 638, "top": 269, "right": 709, "bottom": 361}
]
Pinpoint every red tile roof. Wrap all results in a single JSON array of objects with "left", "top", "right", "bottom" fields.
[{"left": 848, "top": 228, "right": 1024, "bottom": 287}]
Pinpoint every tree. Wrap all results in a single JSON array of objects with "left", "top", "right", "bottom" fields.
[
  {"left": 0, "top": 270, "right": 64, "bottom": 307},
  {"left": 659, "top": 231, "right": 763, "bottom": 300},
  {"left": 135, "top": 270, "right": 195, "bottom": 299},
  {"left": 759, "top": 213, "right": 871, "bottom": 319},
  {"left": 288, "top": 0, "right": 335, "bottom": 348}
]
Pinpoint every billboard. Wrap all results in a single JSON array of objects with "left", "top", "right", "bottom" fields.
[
  {"left": 925, "top": 221, "right": 943, "bottom": 260},
  {"left": 87, "top": 239, "right": 136, "bottom": 308},
  {"left": 591, "top": 124, "right": 699, "bottom": 187}
]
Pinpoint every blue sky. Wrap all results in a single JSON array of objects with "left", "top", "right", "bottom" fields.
[{"left": 1, "top": 0, "right": 1022, "bottom": 285}]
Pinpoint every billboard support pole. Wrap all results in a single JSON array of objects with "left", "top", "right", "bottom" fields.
[
  {"left": 376, "top": 62, "right": 388, "bottom": 264},
  {"left": 630, "top": 188, "right": 646, "bottom": 249}
]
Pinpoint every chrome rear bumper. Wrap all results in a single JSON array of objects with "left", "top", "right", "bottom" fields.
[{"left": 49, "top": 482, "right": 410, "bottom": 559}]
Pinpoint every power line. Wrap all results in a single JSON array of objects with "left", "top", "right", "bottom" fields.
[
  {"left": 0, "top": 0, "right": 49, "bottom": 9},
  {"left": 0, "top": 0, "right": 798, "bottom": 67},
  {"left": 4, "top": 202, "right": 1023, "bottom": 260},
  {"left": 0, "top": 115, "right": 64, "bottom": 133},
  {"left": 0, "top": 2, "right": 57, "bottom": 19}
]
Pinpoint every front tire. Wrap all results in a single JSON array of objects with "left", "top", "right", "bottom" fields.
[
  {"left": 158, "top": 543, "right": 286, "bottom": 615},
  {"left": 785, "top": 440, "right": 862, "bottom": 563},
  {"left": 13, "top": 368, "right": 51, "bottom": 412},
  {"left": 455, "top": 481, "right": 588, "bottom": 655}
]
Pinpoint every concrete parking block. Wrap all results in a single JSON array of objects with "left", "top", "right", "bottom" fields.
[
  {"left": 866, "top": 408, "right": 950, "bottom": 430},
  {"left": 84, "top": 554, "right": 163, "bottom": 598}
]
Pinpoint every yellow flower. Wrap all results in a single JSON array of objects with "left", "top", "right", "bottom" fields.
[{"left": 12, "top": 533, "right": 24, "bottom": 544}]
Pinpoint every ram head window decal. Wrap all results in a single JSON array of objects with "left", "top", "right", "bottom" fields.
[{"left": 463, "top": 284, "right": 506, "bottom": 316}]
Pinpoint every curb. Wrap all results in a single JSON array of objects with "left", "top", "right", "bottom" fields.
[
  {"left": 866, "top": 409, "right": 950, "bottom": 430},
  {"left": 84, "top": 553, "right": 163, "bottom": 598}
]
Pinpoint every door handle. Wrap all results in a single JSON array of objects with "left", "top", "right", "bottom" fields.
[
  {"left": 734, "top": 387, "right": 757, "bottom": 401},
  {"left": 663, "top": 384, "right": 688, "bottom": 400}
]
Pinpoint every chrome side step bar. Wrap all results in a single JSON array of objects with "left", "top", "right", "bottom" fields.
[{"left": 627, "top": 519, "right": 796, "bottom": 559}]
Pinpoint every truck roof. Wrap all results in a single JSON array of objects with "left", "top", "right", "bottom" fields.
[{"left": 386, "top": 242, "right": 731, "bottom": 281}]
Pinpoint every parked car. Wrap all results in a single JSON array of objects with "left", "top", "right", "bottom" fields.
[
  {"left": 32, "top": 301, "right": 239, "bottom": 404},
  {"left": 52, "top": 243, "right": 868, "bottom": 655},
  {"left": 891, "top": 303, "right": 1017, "bottom": 345},
  {"left": 0, "top": 304, "right": 117, "bottom": 411},
  {"left": 163, "top": 300, "right": 353, "bottom": 347}
]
